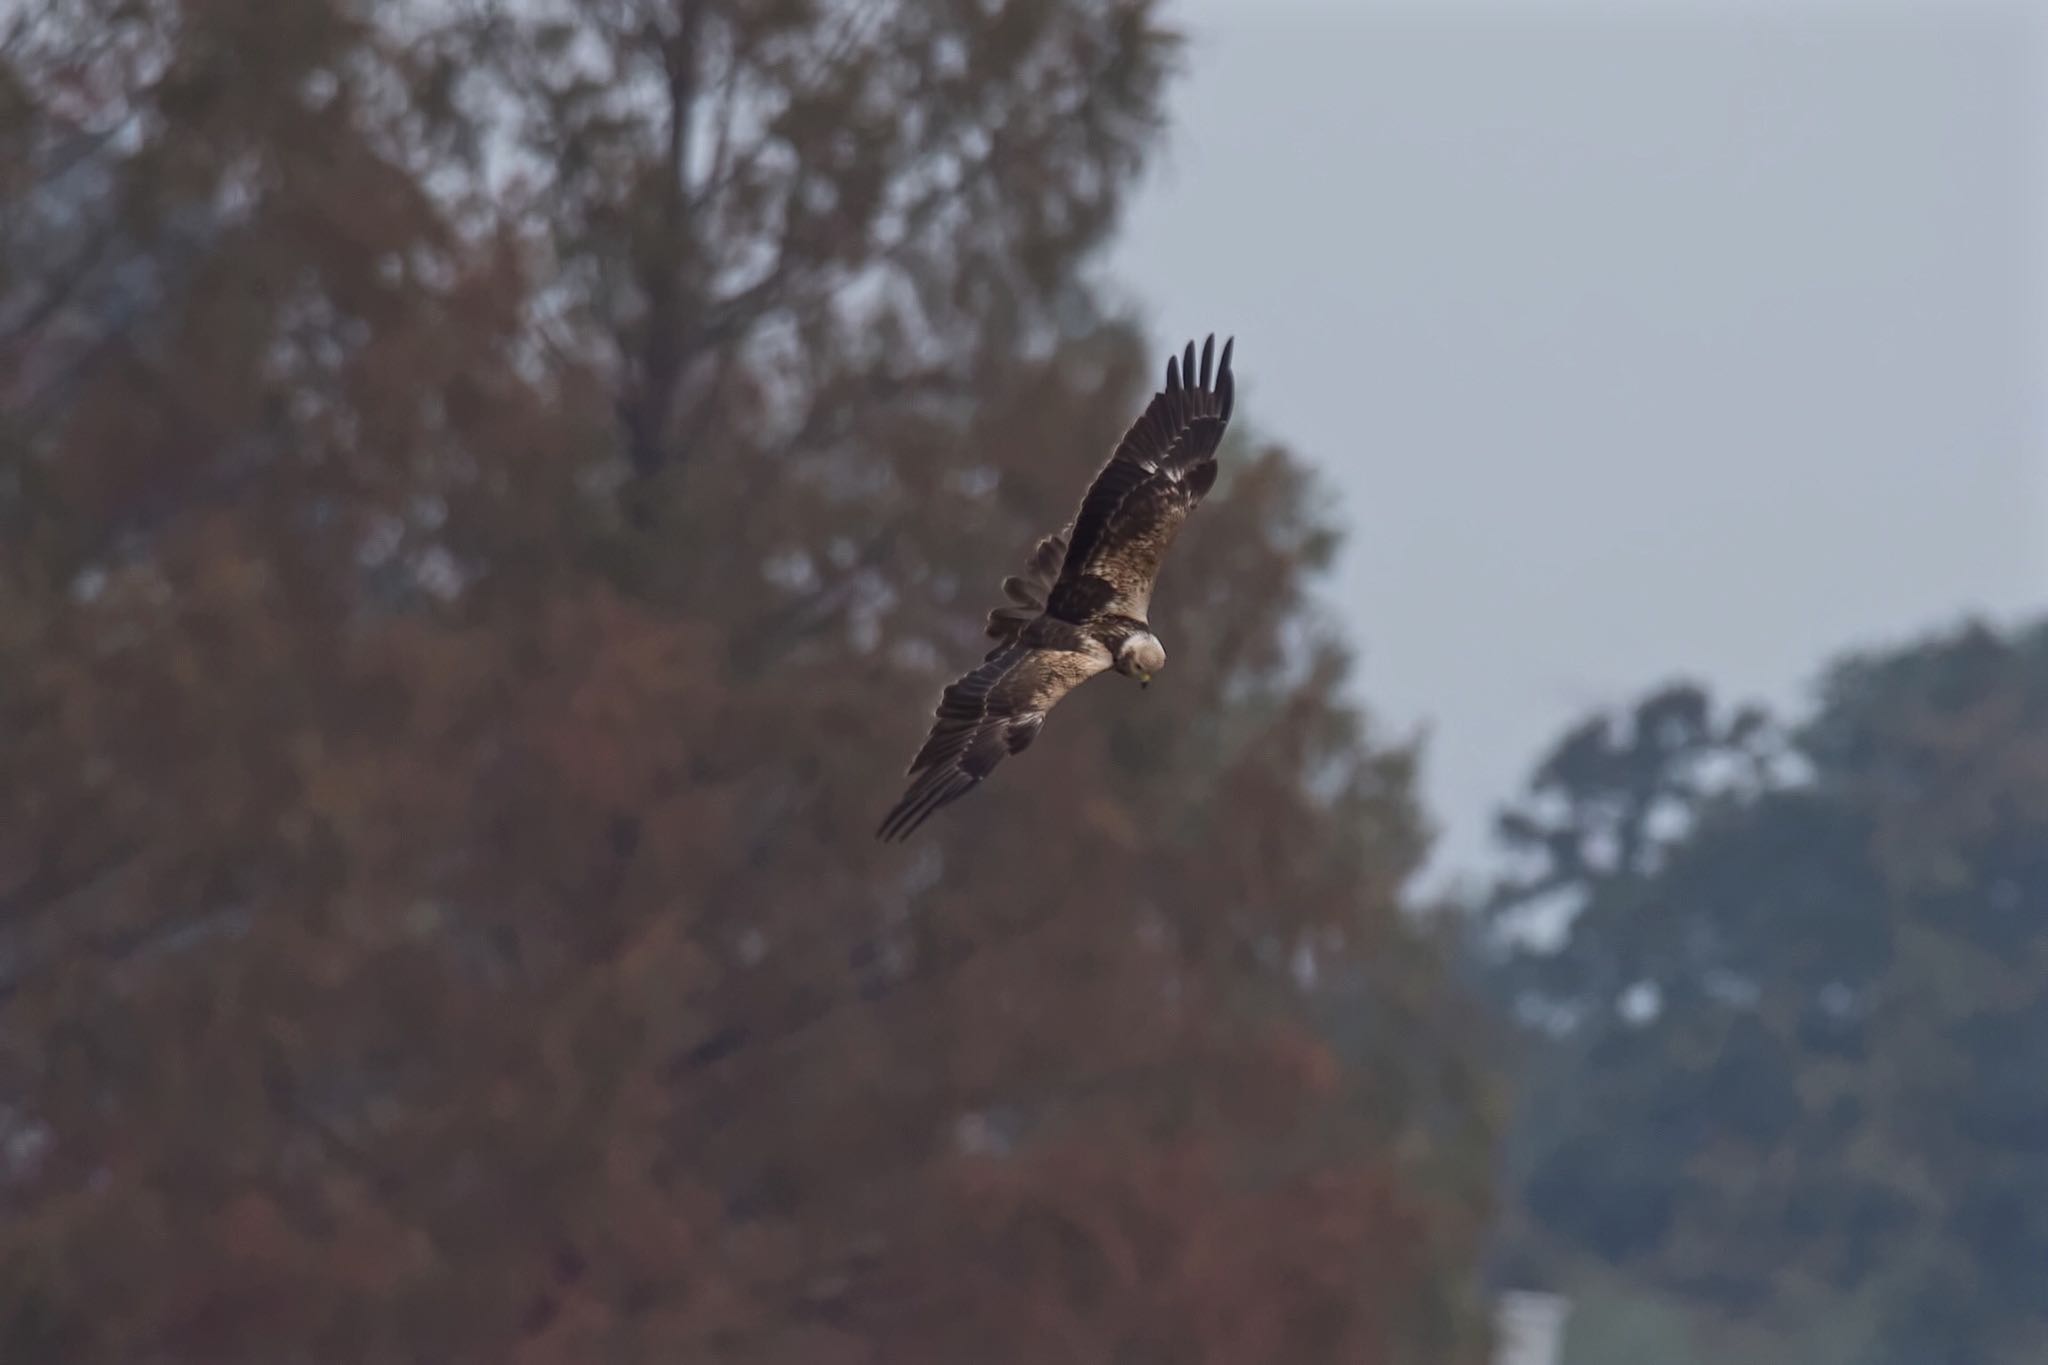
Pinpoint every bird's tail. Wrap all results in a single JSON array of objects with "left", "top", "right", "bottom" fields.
[{"left": 984, "top": 531, "right": 1067, "bottom": 641}]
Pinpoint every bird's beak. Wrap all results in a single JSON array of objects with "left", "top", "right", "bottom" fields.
[{"left": 1139, "top": 673, "right": 1151, "bottom": 688}]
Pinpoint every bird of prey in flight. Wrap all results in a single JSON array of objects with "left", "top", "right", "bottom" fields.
[{"left": 878, "top": 334, "right": 1236, "bottom": 841}]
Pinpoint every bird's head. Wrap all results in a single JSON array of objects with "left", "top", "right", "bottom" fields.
[{"left": 1116, "top": 631, "right": 1166, "bottom": 688}]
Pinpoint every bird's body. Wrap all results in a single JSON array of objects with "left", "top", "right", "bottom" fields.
[{"left": 878, "top": 334, "right": 1236, "bottom": 841}]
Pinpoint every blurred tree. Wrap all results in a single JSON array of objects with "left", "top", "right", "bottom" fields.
[
  {"left": 0, "top": 1, "right": 1497, "bottom": 1362},
  {"left": 1479, "top": 619, "right": 2048, "bottom": 1365}
]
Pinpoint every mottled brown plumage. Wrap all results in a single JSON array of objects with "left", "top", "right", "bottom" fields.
[{"left": 878, "top": 335, "right": 1236, "bottom": 841}]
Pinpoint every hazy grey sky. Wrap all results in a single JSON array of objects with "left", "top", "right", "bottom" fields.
[{"left": 1107, "top": 0, "right": 2048, "bottom": 886}]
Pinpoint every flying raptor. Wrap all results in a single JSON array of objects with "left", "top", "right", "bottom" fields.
[{"left": 877, "top": 334, "right": 1236, "bottom": 841}]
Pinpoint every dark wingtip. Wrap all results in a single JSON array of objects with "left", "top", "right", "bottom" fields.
[
  {"left": 875, "top": 804, "right": 911, "bottom": 842},
  {"left": 1199, "top": 334, "right": 1214, "bottom": 389},
  {"left": 876, "top": 784, "right": 917, "bottom": 841},
  {"left": 877, "top": 772, "right": 955, "bottom": 842},
  {"left": 1165, "top": 353, "right": 1180, "bottom": 392},
  {"left": 1219, "top": 335, "right": 1234, "bottom": 379},
  {"left": 1182, "top": 340, "right": 1196, "bottom": 389}
]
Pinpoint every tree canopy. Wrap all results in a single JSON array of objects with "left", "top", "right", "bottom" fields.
[{"left": 1, "top": 2, "right": 1497, "bottom": 1361}]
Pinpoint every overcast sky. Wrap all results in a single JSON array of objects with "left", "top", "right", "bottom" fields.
[{"left": 1105, "top": 0, "right": 2048, "bottom": 887}]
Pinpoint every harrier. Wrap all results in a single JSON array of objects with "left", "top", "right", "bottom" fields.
[{"left": 877, "top": 334, "right": 1236, "bottom": 841}]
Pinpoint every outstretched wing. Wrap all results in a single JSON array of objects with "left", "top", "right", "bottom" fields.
[
  {"left": 877, "top": 630, "right": 1109, "bottom": 842},
  {"left": 1045, "top": 334, "right": 1236, "bottom": 624},
  {"left": 984, "top": 530, "right": 1068, "bottom": 644}
]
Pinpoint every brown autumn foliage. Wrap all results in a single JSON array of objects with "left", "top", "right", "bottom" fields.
[{"left": 0, "top": 2, "right": 1498, "bottom": 1361}]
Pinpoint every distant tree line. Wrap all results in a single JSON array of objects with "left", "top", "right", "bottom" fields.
[{"left": 1479, "top": 618, "right": 2048, "bottom": 1365}]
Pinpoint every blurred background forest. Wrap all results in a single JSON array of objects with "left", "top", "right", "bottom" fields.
[{"left": 2, "top": 2, "right": 2043, "bottom": 1364}]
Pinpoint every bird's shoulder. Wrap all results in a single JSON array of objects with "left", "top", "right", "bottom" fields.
[{"left": 1015, "top": 613, "right": 1113, "bottom": 662}]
